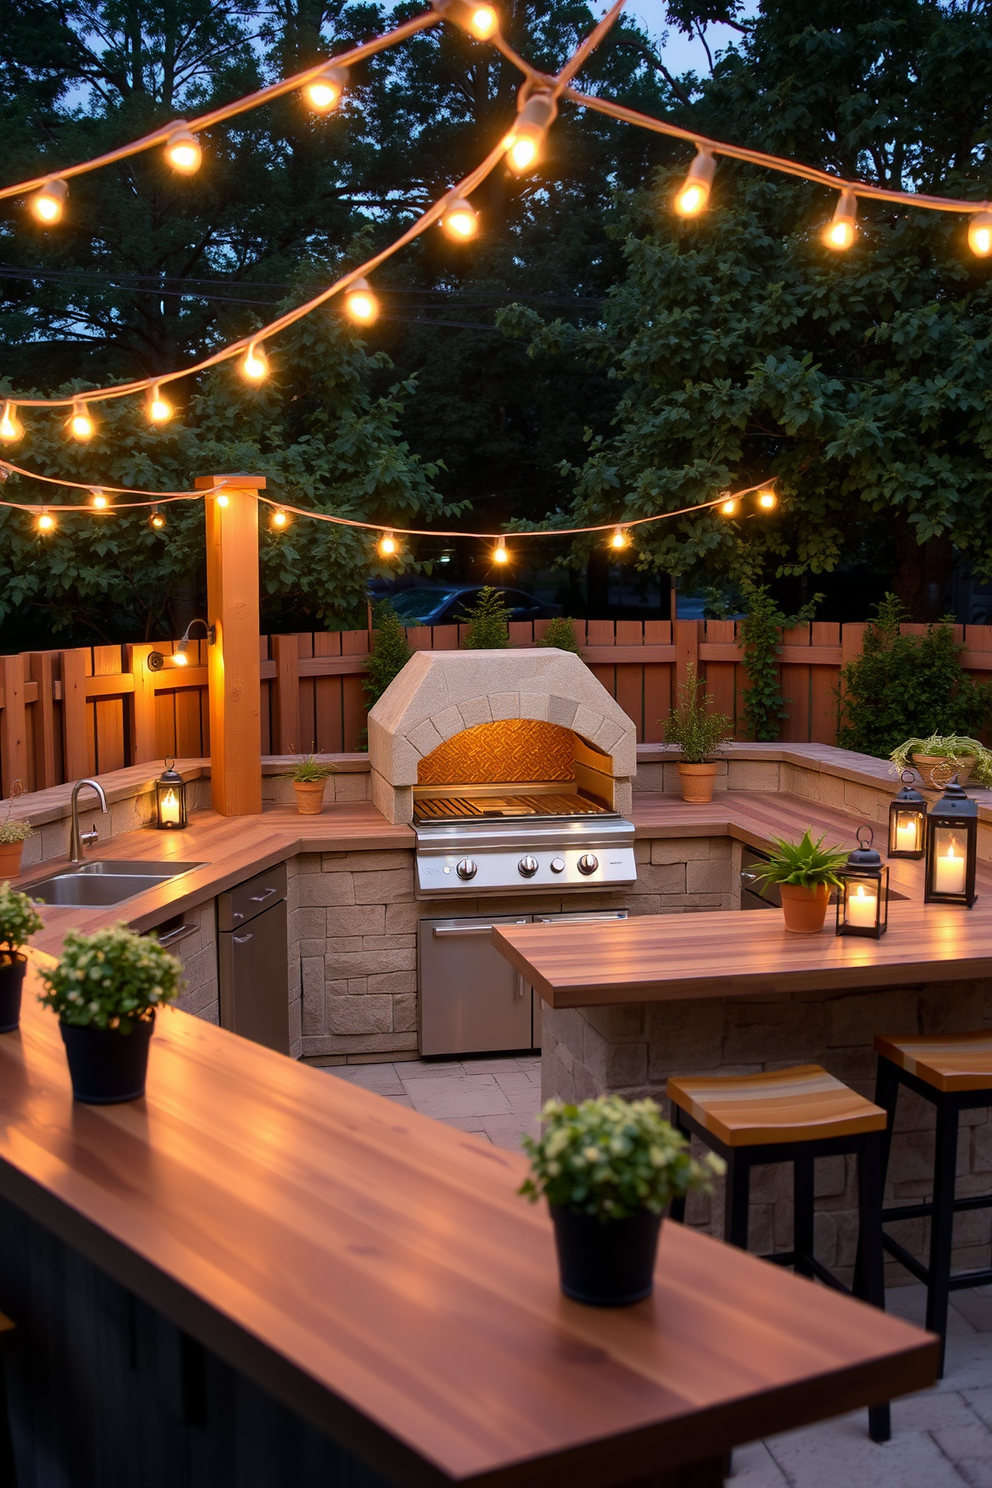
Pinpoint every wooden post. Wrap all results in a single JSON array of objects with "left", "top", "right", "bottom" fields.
[
  {"left": 197, "top": 475, "right": 264, "bottom": 816},
  {"left": 0, "top": 654, "right": 27, "bottom": 797}
]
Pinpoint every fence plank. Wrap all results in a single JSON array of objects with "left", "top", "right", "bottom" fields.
[
  {"left": 60, "top": 649, "right": 91, "bottom": 779},
  {"left": 0, "top": 655, "right": 27, "bottom": 797},
  {"left": 271, "top": 635, "right": 301, "bottom": 755},
  {"left": 313, "top": 631, "right": 343, "bottom": 753},
  {"left": 126, "top": 645, "right": 157, "bottom": 764},
  {"left": 810, "top": 623, "right": 841, "bottom": 744},
  {"left": 675, "top": 620, "right": 700, "bottom": 693},
  {"left": 342, "top": 629, "right": 368, "bottom": 752},
  {"left": 641, "top": 622, "right": 671, "bottom": 742},
  {"left": 92, "top": 646, "right": 126, "bottom": 774},
  {"left": 27, "top": 651, "right": 58, "bottom": 791}
]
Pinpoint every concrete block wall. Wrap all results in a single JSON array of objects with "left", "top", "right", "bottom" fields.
[{"left": 170, "top": 901, "right": 219, "bottom": 1024}]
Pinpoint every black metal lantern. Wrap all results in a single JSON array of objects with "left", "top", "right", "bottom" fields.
[
  {"left": 836, "top": 826, "right": 888, "bottom": 938},
  {"left": 888, "top": 771, "right": 927, "bottom": 860},
  {"left": 924, "top": 775, "right": 978, "bottom": 908},
  {"left": 154, "top": 760, "right": 188, "bottom": 830}
]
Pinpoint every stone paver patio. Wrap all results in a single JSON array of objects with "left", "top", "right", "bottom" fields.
[{"left": 327, "top": 1055, "right": 992, "bottom": 1487}]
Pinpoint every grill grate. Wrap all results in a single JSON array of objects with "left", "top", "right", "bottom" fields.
[{"left": 414, "top": 793, "right": 609, "bottom": 822}]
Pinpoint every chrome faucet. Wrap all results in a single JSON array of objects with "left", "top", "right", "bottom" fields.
[{"left": 68, "top": 779, "right": 108, "bottom": 864}]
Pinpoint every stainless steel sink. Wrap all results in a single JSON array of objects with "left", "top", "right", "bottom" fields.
[{"left": 26, "top": 861, "right": 203, "bottom": 907}]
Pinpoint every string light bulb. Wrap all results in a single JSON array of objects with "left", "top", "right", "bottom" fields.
[
  {"left": 68, "top": 401, "right": 95, "bottom": 442},
  {"left": 504, "top": 92, "right": 557, "bottom": 175},
  {"left": 164, "top": 126, "right": 201, "bottom": 175},
  {"left": 492, "top": 535, "right": 509, "bottom": 565},
  {"left": 441, "top": 197, "right": 479, "bottom": 241},
  {"left": 36, "top": 509, "right": 56, "bottom": 533},
  {"left": 216, "top": 493, "right": 229, "bottom": 508},
  {"left": 31, "top": 179, "right": 67, "bottom": 225},
  {"left": 344, "top": 278, "right": 379, "bottom": 325},
  {"left": 303, "top": 65, "right": 348, "bottom": 113},
  {"left": 430, "top": 0, "right": 499, "bottom": 39},
  {"left": 270, "top": 507, "right": 289, "bottom": 530},
  {"left": 719, "top": 497, "right": 739, "bottom": 517},
  {"left": 823, "top": 190, "right": 858, "bottom": 250},
  {"left": 147, "top": 384, "right": 173, "bottom": 424},
  {"left": 757, "top": 488, "right": 778, "bottom": 510},
  {"left": 673, "top": 146, "right": 716, "bottom": 218},
  {"left": 149, "top": 505, "right": 166, "bottom": 530},
  {"left": 240, "top": 342, "right": 269, "bottom": 382},
  {"left": 968, "top": 211, "right": 992, "bottom": 258},
  {"left": 377, "top": 531, "right": 398, "bottom": 558},
  {"left": 89, "top": 488, "right": 110, "bottom": 511},
  {"left": 609, "top": 526, "right": 629, "bottom": 549},
  {"left": 0, "top": 402, "right": 22, "bottom": 444}
]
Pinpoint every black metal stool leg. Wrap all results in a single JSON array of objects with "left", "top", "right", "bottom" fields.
[
  {"left": 874, "top": 1057, "right": 900, "bottom": 1193},
  {"left": 793, "top": 1156, "right": 815, "bottom": 1277},
  {"left": 927, "top": 1102, "right": 960, "bottom": 1377},
  {"left": 724, "top": 1154, "right": 750, "bottom": 1250},
  {"left": 854, "top": 1132, "right": 890, "bottom": 1443},
  {"left": 669, "top": 1105, "right": 690, "bottom": 1224}
]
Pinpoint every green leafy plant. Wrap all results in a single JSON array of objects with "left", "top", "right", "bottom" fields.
[
  {"left": 285, "top": 751, "right": 333, "bottom": 784},
  {"left": 0, "top": 781, "right": 33, "bottom": 845},
  {"left": 839, "top": 595, "right": 992, "bottom": 760},
  {"left": 521, "top": 1095, "right": 723, "bottom": 1221},
  {"left": 0, "top": 884, "right": 42, "bottom": 958},
  {"left": 753, "top": 829, "right": 849, "bottom": 890},
  {"left": 663, "top": 663, "right": 733, "bottom": 763},
  {"left": 363, "top": 602, "right": 412, "bottom": 708},
  {"left": 38, "top": 923, "right": 184, "bottom": 1032},
  {"left": 461, "top": 586, "right": 511, "bottom": 649},
  {"left": 738, "top": 583, "right": 819, "bottom": 743},
  {"left": 889, "top": 735, "right": 992, "bottom": 787},
  {"left": 538, "top": 616, "right": 582, "bottom": 654}
]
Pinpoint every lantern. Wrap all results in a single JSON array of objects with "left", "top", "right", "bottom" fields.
[
  {"left": 155, "top": 761, "right": 188, "bottom": 830},
  {"left": 924, "top": 776, "right": 978, "bottom": 908},
  {"left": 836, "top": 826, "right": 888, "bottom": 938},
  {"left": 888, "top": 771, "right": 927, "bottom": 859}
]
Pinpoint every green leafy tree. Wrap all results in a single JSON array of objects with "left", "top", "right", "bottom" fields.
[
  {"left": 364, "top": 600, "right": 412, "bottom": 706},
  {"left": 461, "top": 584, "right": 510, "bottom": 648}
]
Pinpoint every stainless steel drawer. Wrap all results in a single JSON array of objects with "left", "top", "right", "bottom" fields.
[{"left": 218, "top": 862, "right": 287, "bottom": 931}]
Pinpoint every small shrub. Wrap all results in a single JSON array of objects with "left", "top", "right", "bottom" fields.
[
  {"left": 753, "top": 829, "right": 849, "bottom": 890},
  {"left": 364, "top": 602, "right": 412, "bottom": 708},
  {"left": 461, "top": 587, "right": 511, "bottom": 649},
  {"left": 285, "top": 751, "right": 332, "bottom": 783},
  {"left": 38, "top": 923, "right": 185, "bottom": 1032},
  {"left": 0, "top": 780, "right": 33, "bottom": 845},
  {"left": 663, "top": 663, "right": 733, "bottom": 762},
  {"left": 538, "top": 616, "right": 582, "bottom": 654},
  {"left": 0, "top": 883, "right": 43, "bottom": 956}
]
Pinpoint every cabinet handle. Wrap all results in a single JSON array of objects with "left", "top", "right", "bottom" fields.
[
  {"left": 432, "top": 920, "right": 528, "bottom": 939},
  {"left": 156, "top": 923, "right": 196, "bottom": 947},
  {"left": 233, "top": 933, "right": 253, "bottom": 944},
  {"left": 249, "top": 887, "right": 277, "bottom": 903}
]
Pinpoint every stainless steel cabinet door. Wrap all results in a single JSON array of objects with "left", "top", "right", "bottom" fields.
[
  {"left": 218, "top": 900, "right": 289, "bottom": 1054},
  {"left": 419, "top": 917, "right": 532, "bottom": 1057}
]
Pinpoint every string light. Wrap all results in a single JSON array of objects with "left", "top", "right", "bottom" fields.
[
  {"left": 240, "top": 343, "right": 269, "bottom": 382},
  {"left": 303, "top": 66, "right": 348, "bottom": 113},
  {"left": 609, "top": 526, "right": 629, "bottom": 549},
  {"left": 823, "top": 190, "right": 858, "bottom": 251},
  {"left": 492, "top": 535, "right": 509, "bottom": 564},
  {"left": 89, "top": 488, "right": 110, "bottom": 511},
  {"left": 431, "top": 0, "right": 499, "bottom": 39},
  {"left": 31, "top": 179, "right": 67, "bottom": 225},
  {"left": 68, "top": 401, "right": 95, "bottom": 442},
  {"left": 36, "top": 509, "right": 55, "bottom": 533},
  {"left": 270, "top": 507, "right": 289, "bottom": 529},
  {"left": 344, "top": 278, "right": 379, "bottom": 325},
  {"left": 719, "top": 497, "right": 739, "bottom": 517},
  {"left": 377, "top": 530, "right": 398, "bottom": 557},
  {"left": 505, "top": 92, "right": 557, "bottom": 175},
  {"left": 757, "top": 488, "right": 778, "bottom": 510},
  {"left": 149, "top": 505, "right": 166, "bottom": 529},
  {"left": 147, "top": 385, "right": 174, "bottom": 424},
  {"left": 674, "top": 146, "right": 716, "bottom": 218},
  {"left": 441, "top": 197, "right": 479, "bottom": 241},
  {"left": 164, "top": 126, "right": 201, "bottom": 175},
  {"left": 968, "top": 211, "right": 992, "bottom": 257},
  {"left": 0, "top": 403, "right": 22, "bottom": 444},
  {"left": 216, "top": 493, "right": 229, "bottom": 508}
]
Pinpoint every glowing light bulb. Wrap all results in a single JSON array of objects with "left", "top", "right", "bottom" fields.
[
  {"left": 0, "top": 402, "right": 22, "bottom": 444},
  {"left": 823, "top": 190, "right": 857, "bottom": 251},
  {"left": 492, "top": 537, "right": 509, "bottom": 565},
  {"left": 270, "top": 507, "right": 289, "bottom": 530},
  {"left": 504, "top": 92, "right": 556, "bottom": 176},
  {"left": 344, "top": 278, "right": 379, "bottom": 325},
  {"left": 164, "top": 126, "right": 201, "bottom": 175},
  {"left": 303, "top": 65, "right": 347, "bottom": 113},
  {"left": 431, "top": 0, "right": 499, "bottom": 38},
  {"left": 89, "top": 489, "right": 109, "bottom": 511},
  {"left": 149, "top": 506, "right": 166, "bottom": 530},
  {"left": 68, "top": 401, "right": 95, "bottom": 442},
  {"left": 757, "top": 489, "right": 778, "bottom": 510},
  {"left": 719, "top": 497, "right": 739, "bottom": 517},
  {"left": 610, "top": 526, "right": 629, "bottom": 549},
  {"left": 147, "top": 385, "right": 173, "bottom": 424},
  {"left": 216, "top": 493, "right": 229, "bottom": 508},
  {"left": 968, "top": 210, "right": 992, "bottom": 258},
  {"left": 36, "top": 510, "right": 55, "bottom": 533},
  {"left": 171, "top": 649, "right": 189, "bottom": 667},
  {"left": 241, "top": 343, "right": 269, "bottom": 382},
  {"left": 673, "top": 146, "right": 716, "bottom": 218},
  {"left": 441, "top": 198, "right": 479, "bottom": 241},
  {"left": 31, "top": 179, "right": 67, "bottom": 225},
  {"left": 378, "top": 531, "right": 398, "bottom": 558}
]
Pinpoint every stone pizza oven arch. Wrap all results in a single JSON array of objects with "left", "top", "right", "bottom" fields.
[{"left": 367, "top": 647, "right": 637, "bottom": 824}]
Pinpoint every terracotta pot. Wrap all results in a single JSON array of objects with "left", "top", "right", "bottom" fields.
[
  {"left": 911, "top": 754, "right": 975, "bottom": 792},
  {"left": 676, "top": 762, "right": 719, "bottom": 804},
  {"left": 0, "top": 840, "right": 25, "bottom": 880},
  {"left": 779, "top": 882, "right": 830, "bottom": 935},
  {"left": 292, "top": 779, "right": 327, "bottom": 815}
]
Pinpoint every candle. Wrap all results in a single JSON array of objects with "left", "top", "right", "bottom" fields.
[
  {"left": 161, "top": 789, "right": 179, "bottom": 825},
  {"left": 895, "top": 817, "right": 918, "bottom": 853},
  {"left": 846, "top": 882, "right": 877, "bottom": 929},
  {"left": 935, "top": 840, "right": 966, "bottom": 896}
]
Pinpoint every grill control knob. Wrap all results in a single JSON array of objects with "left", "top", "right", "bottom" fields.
[
  {"left": 550, "top": 856, "right": 566, "bottom": 874},
  {"left": 577, "top": 853, "right": 599, "bottom": 876},
  {"left": 518, "top": 855, "right": 539, "bottom": 878},
  {"left": 456, "top": 858, "right": 478, "bottom": 880}
]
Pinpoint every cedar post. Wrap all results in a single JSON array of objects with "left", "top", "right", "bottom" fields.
[{"left": 196, "top": 474, "right": 264, "bottom": 816}]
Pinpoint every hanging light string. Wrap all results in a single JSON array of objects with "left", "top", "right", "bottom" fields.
[{"left": 0, "top": 458, "right": 225, "bottom": 499}]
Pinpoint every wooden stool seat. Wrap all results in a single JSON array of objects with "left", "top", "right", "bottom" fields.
[
  {"left": 874, "top": 1031, "right": 992, "bottom": 1093},
  {"left": 666, "top": 1065, "right": 887, "bottom": 1147}
]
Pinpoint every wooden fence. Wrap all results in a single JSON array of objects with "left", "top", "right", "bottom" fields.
[{"left": 4, "top": 618, "right": 992, "bottom": 797}]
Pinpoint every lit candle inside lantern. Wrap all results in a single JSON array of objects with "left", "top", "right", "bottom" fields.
[
  {"left": 895, "top": 816, "right": 918, "bottom": 854},
  {"left": 160, "top": 789, "right": 179, "bottom": 826},
  {"left": 846, "top": 882, "right": 877, "bottom": 929},
  {"left": 935, "top": 839, "right": 967, "bottom": 896}
]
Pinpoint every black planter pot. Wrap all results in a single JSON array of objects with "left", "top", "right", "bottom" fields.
[
  {"left": 550, "top": 1205, "right": 662, "bottom": 1307},
  {"left": 60, "top": 1014, "right": 155, "bottom": 1104},
  {"left": 0, "top": 953, "right": 26, "bottom": 1033}
]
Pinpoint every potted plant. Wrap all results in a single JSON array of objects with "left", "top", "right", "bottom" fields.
[
  {"left": 889, "top": 735, "right": 992, "bottom": 792},
  {"left": 753, "top": 828, "right": 849, "bottom": 934},
  {"left": 520, "top": 1095, "right": 722, "bottom": 1307},
  {"left": 0, "top": 780, "right": 34, "bottom": 878},
  {"left": 286, "top": 752, "right": 333, "bottom": 814},
  {"left": 37, "top": 923, "right": 184, "bottom": 1103},
  {"left": 0, "top": 884, "right": 43, "bottom": 1032},
  {"left": 663, "top": 663, "right": 733, "bottom": 802}
]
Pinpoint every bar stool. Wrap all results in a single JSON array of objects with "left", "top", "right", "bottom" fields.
[
  {"left": 667, "top": 1064, "right": 890, "bottom": 1443},
  {"left": 874, "top": 1030, "right": 992, "bottom": 1375}
]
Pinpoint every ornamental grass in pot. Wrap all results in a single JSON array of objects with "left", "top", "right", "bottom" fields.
[
  {"left": 286, "top": 752, "right": 333, "bottom": 814},
  {"left": 38, "top": 924, "right": 184, "bottom": 1104},
  {"left": 662, "top": 664, "right": 733, "bottom": 803},
  {"left": 520, "top": 1095, "right": 722, "bottom": 1307},
  {"left": 0, "top": 884, "right": 43, "bottom": 1032},
  {"left": 0, "top": 781, "right": 34, "bottom": 878},
  {"left": 753, "top": 829, "right": 849, "bottom": 935},
  {"left": 889, "top": 735, "right": 992, "bottom": 792}
]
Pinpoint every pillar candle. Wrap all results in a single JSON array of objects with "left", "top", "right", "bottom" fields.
[
  {"left": 846, "top": 883, "right": 877, "bottom": 929},
  {"left": 934, "top": 843, "right": 966, "bottom": 896},
  {"left": 895, "top": 817, "right": 918, "bottom": 853}
]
